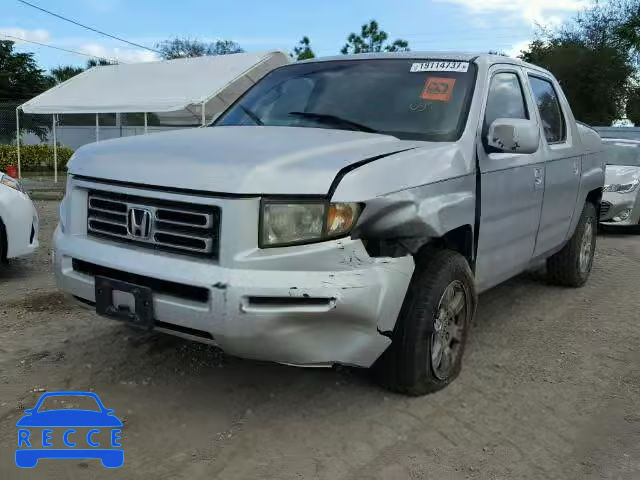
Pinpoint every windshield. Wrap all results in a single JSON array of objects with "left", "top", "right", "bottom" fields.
[
  {"left": 604, "top": 141, "right": 640, "bottom": 166},
  {"left": 214, "top": 59, "right": 476, "bottom": 142}
]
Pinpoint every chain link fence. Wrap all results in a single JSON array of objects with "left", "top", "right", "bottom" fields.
[
  {"left": 1, "top": 100, "right": 61, "bottom": 175},
  {"left": 1, "top": 100, "right": 51, "bottom": 145}
]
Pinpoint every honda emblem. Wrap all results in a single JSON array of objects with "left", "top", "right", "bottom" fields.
[{"left": 127, "top": 208, "right": 152, "bottom": 239}]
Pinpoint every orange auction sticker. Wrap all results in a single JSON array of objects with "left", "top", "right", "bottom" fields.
[{"left": 421, "top": 77, "right": 456, "bottom": 102}]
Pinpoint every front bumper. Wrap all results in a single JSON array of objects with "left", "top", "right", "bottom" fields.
[
  {"left": 54, "top": 226, "right": 413, "bottom": 368},
  {"left": 600, "top": 192, "right": 640, "bottom": 226}
]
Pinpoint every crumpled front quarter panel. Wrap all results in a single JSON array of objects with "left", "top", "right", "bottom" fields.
[{"left": 331, "top": 143, "right": 476, "bottom": 246}]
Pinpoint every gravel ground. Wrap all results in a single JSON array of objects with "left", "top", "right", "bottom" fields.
[{"left": 1, "top": 201, "right": 639, "bottom": 479}]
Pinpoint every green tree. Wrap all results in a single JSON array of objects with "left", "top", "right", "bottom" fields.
[
  {"left": 0, "top": 40, "right": 53, "bottom": 142},
  {"left": 340, "top": 20, "right": 409, "bottom": 54},
  {"left": 292, "top": 36, "right": 315, "bottom": 61},
  {"left": 156, "top": 38, "right": 243, "bottom": 59},
  {"left": 86, "top": 58, "right": 116, "bottom": 68},
  {"left": 626, "top": 87, "right": 640, "bottom": 125},
  {"left": 49, "top": 58, "right": 116, "bottom": 86},
  {"left": 157, "top": 38, "right": 207, "bottom": 58},
  {"left": 520, "top": 1, "right": 638, "bottom": 125},
  {"left": 209, "top": 40, "right": 244, "bottom": 55},
  {"left": 568, "top": 0, "right": 640, "bottom": 52},
  {"left": 521, "top": 39, "right": 632, "bottom": 125},
  {"left": 50, "top": 65, "right": 84, "bottom": 84},
  {"left": 0, "top": 40, "right": 51, "bottom": 100}
]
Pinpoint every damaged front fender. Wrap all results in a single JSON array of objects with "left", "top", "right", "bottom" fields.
[{"left": 330, "top": 143, "right": 476, "bottom": 255}]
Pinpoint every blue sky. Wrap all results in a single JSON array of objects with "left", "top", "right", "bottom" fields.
[{"left": 2, "top": 0, "right": 590, "bottom": 71}]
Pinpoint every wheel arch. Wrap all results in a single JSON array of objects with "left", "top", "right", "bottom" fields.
[
  {"left": 363, "top": 224, "right": 475, "bottom": 269},
  {"left": 419, "top": 225, "right": 474, "bottom": 267},
  {"left": 352, "top": 178, "right": 476, "bottom": 269},
  {"left": 586, "top": 186, "right": 603, "bottom": 212}
]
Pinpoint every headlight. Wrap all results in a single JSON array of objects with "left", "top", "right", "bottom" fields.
[
  {"left": 0, "top": 174, "right": 24, "bottom": 193},
  {"left": 603, "top": 179, "right": 639, "bottom": 193},
  {"left": 260, "top": 200, "right": 361, "bottom": 247}
]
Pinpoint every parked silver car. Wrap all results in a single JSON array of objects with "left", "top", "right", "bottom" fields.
[
  {"left": 55, "top": 53, "right": 605, "bottom": 395},
  {"left": 600, "top": 138, "right": 640, "bottom": 227}
]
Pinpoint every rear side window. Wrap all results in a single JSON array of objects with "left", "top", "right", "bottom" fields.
[
  {"left": 484, "top": 72, "right": 528, "bottom": 135},
  {"left": 529, "top": 76, "right": 566, "bottom": 143}
]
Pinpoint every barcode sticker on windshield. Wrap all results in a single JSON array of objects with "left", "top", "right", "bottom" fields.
[{"left": 410, "top": 61, "right": 469, "bottom": 73}]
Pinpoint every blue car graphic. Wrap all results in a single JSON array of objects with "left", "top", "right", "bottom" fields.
[{"left": 15, "top": 391, "right": 123, "bottom": 468}]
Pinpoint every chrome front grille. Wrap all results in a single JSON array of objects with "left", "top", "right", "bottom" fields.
[
  {"left": 600, "top": 201, "right": 612, "bottom": 220},
  {"left": 87, "top": 190, "right": 220, "bottom": 258}
]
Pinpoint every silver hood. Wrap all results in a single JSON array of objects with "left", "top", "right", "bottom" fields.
[
  {"left": 605, "top": 164, "right": 640, "bottom": 185},
  {"left": 69, "top": 126, "right": 420, "bottom": 195}
]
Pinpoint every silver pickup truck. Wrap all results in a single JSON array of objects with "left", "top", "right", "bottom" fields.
[{"left": 55, "top": 52, "right": 604, "bottom": 395}]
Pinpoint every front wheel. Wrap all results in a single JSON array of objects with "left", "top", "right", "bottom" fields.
[
  {"left": 546, "top": 202, "right": 597, "bottom": 287},
  {"left": 374, "top": 248, "right": 477, "bottom": 396}
]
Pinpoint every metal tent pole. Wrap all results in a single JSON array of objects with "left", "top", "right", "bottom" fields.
[
  {"left": 95, "top": 113, "right": 100, "bottom": 142},
  {"left": 16, "top": 107, "right": 21, "bottom": 179},
  {"left": 144, "top": 112, "right": 148, "bottom": 134},
  {"left": 116, "top": 112, "right": 122, "bottom": 138},
  {"left": 52, "top": 114, "right": 58, "bottom": 184}
]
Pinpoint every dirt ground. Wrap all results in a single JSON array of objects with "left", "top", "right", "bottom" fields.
[{"left": 1, "top": 201, "right": 639, "bottom": 479}]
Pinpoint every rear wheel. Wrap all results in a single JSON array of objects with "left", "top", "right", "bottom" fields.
[
  {"left": 546, "top": 202, "right": 597, "bottom": 287},
  {"left": 374, "top": 248, "right": 477, "bottom": 396}
]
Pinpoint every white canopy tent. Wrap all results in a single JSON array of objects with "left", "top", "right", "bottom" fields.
[{"left": 16, "top": 51, "right": 289, "bottom": 181}]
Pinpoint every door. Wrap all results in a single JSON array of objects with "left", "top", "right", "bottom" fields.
[
  {"left": 475, "top": 67, "right": 545, "bottom": 291},
  {"left": 526, "top": 74, "right": 582, "bottom": 256}
]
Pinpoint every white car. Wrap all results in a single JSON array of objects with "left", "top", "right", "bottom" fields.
[
  {"left": 0, "top": 172, "right": 39, "bottom": 262},
  {"left": 600, "top": 139, "right": 640, "bottom": 227}
]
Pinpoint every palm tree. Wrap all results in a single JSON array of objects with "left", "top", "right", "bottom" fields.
[{"left": 49, "top": 65, "right": 84, "bottom": 84}]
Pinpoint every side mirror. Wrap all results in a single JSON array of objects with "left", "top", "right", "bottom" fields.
[{"left": 487, "top": 118, "right": 540, "bottom": 154}]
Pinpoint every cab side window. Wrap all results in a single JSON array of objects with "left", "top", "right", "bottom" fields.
[
  {"left": 484, "top": 72, "right": 528, "bottom": 137},
  {"left": 528, "top": 76, "right": 566, "bottom": 144}
]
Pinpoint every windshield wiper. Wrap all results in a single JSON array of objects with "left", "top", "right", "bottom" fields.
[
  {"left": 239, "top": 104, "right": 263, "bottom": 125},
  {"left": 288, "top": 111, "right": 379, "bottom": 134}
]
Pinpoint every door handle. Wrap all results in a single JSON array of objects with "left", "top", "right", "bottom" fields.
[{"left": 534, "top": 167, "right": 544, "bottom": 189}]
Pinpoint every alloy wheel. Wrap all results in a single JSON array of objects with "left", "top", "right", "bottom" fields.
[
  {"left": 579, "top": 218, "right": 594, "bottom": 274},
  {"left": 431, "top": 280, "right": 468, "bottom": 380}
]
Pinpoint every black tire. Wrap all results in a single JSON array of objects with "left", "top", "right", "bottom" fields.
[
  {"left": 374, "top": 248, "right": 477, "bottom": 396},
  {"left": 546, "top": 202, "right": 597, "bottom": 287}
]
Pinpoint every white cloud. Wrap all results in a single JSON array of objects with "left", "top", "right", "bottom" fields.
[
  {"left": 78, "top": 43, "right": 159, "bottom": 64},
  {"left": 437, "top": 0, "right": 589, "bottom": 25},
  {"left": 0, "top": 27, "right": 50, "bottom": 44},
  {"left": 0, "top": 26, "right": 159, "bottom": 66},
  {"left": 506, "top": 39, "right": 532, "bottom": 58}
]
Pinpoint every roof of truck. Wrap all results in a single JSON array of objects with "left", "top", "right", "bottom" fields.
[{"left": 299, "top": 51, "right": 552, "bottom": 76}]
